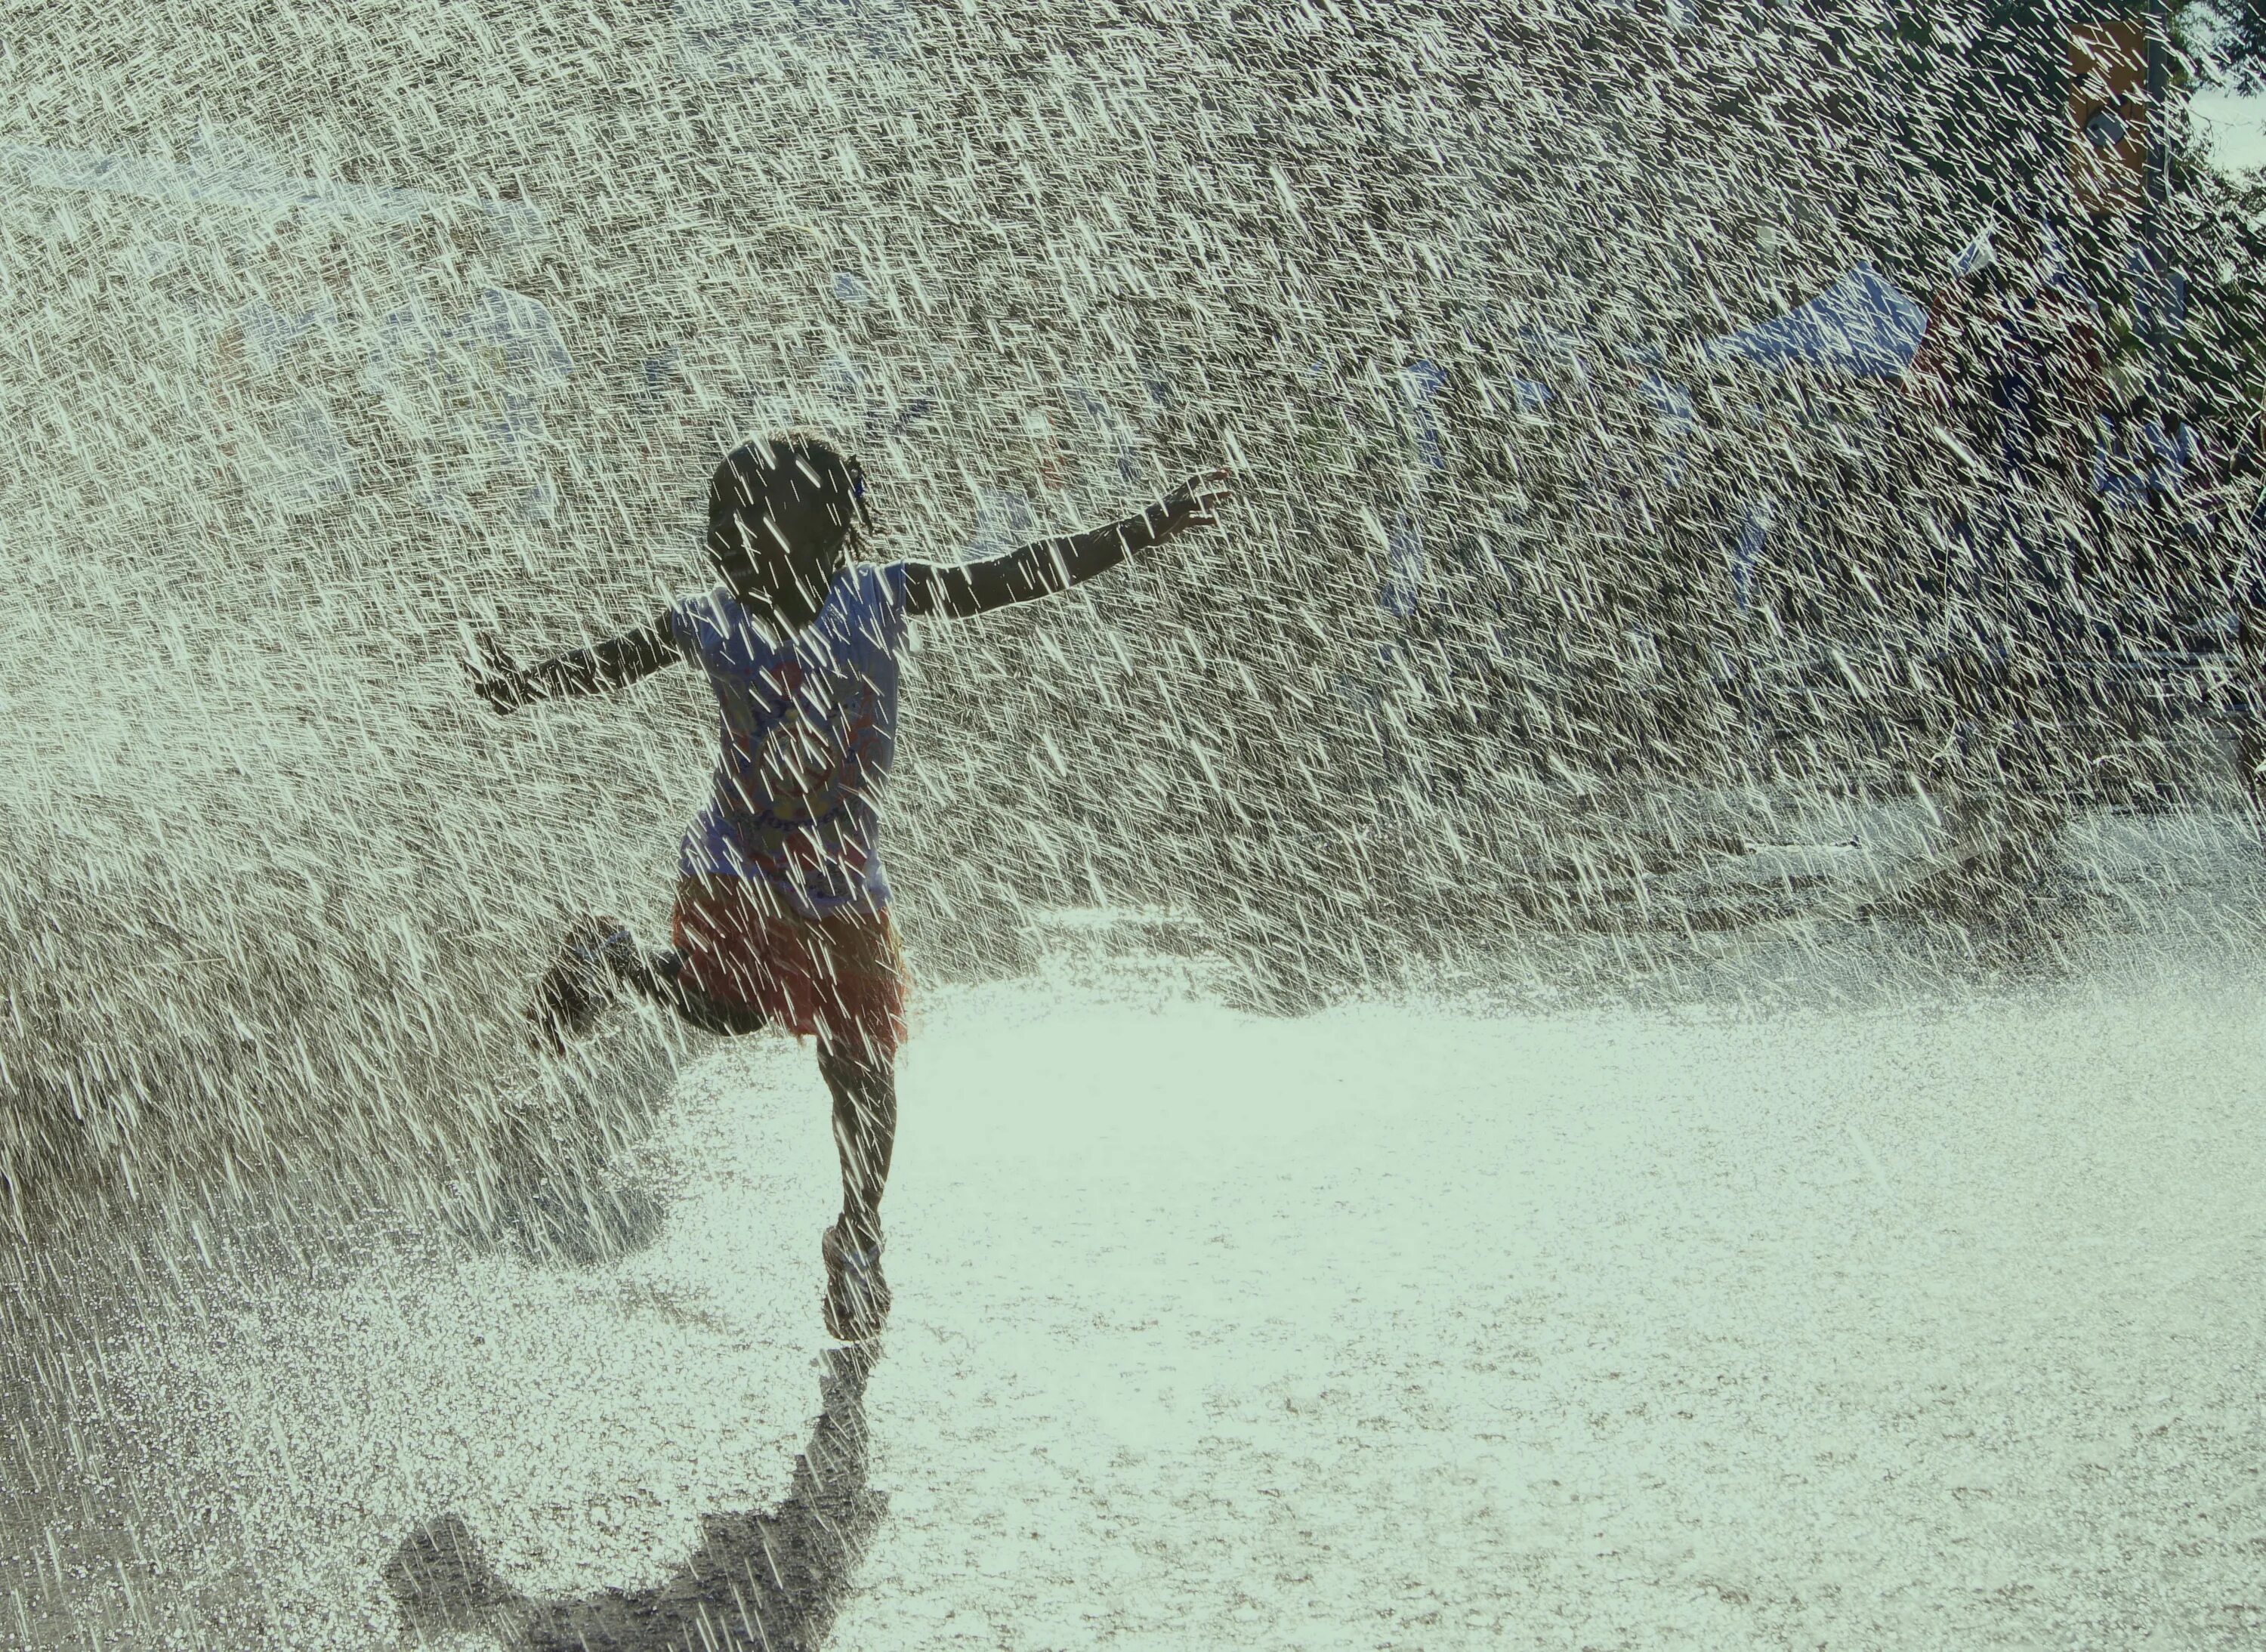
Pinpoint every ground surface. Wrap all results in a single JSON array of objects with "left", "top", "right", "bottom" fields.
[{"left": 5, "top": 803, "right": 2266, "bottom": 1650}]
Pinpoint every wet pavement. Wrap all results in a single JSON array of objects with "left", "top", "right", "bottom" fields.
[{"left": 6, "top": 804, "right": 2266, "bottom": 1650}]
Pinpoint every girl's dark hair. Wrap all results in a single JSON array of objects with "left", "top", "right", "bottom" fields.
[{"left": 708, "top": 431, "right": 868, "bottom": 530}]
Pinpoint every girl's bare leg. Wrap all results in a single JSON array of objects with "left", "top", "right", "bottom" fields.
[
  {"left": 529, "top": 917, "right": 767, "bottom": 1050},
  {"left": 817, "top": 1042, "right": 896, "bottom": 1252},
  {"left": 816, "top": 1039, "right": 896, "bottom": 1340}
]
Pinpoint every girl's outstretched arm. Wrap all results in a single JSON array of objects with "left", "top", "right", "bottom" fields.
[
  {"left": 903, "top": 470, "right": 1230, "bottom": 621},
  {"left": 465, "top": 615, "right": 682, "bottom": 715}
]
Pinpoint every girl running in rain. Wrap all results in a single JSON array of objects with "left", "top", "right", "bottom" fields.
[{"left": 465, "top": 432, "right": 1230, "bottom": 1340}]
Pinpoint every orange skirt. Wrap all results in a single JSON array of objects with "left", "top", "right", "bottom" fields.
[{"left": 669, "top": 877, "right": 909, "bottom": 1060}]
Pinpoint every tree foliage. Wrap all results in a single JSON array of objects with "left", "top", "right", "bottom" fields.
[{"left": 2198, "top": 0, "right": 2266, "bottom": 90}]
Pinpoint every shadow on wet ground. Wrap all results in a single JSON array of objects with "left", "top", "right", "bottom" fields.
[{"left": 384, "top": 1342, "right": 888, "bottom": 1651}]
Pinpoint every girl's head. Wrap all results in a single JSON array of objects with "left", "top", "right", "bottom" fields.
[{"left": 706, "top": 432, "right": 869, "bottom": 609}]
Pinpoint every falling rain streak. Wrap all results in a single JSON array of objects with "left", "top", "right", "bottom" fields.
[{"left": 6, "top": 1, "right": 2266, "bottom": 1648}]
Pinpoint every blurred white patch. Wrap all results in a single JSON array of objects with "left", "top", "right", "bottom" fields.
[
  {"left": 964, "top": 487, "right": 1039, "bottom": 559},
  {"left": 0, "top": 135, "right": 544, "bottom": 245},
  {"left": 241, "top": 390, "right": 357, "bottom": 513},
  {"left": 676, "top": 0, "right": 918, "bottom": 76},
  {"left": 2190, "top": 85, "right": 2266, "bottom": 174}
]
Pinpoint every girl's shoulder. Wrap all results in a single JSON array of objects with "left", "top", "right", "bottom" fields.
[
  {"left": 669, "top": 585, "right": 783, "bottom": 658},
  {"left": 844, "top": 558, "right": 909, "bottom": 592},
  {"left": 838, "top": 560, "right": 913, "bottom": 625},
  {"left": 668, "top": 583, "right": 740, "bottom": 635}
]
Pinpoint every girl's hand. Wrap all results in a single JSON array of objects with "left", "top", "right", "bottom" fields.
[
  {"left": 1149, "top": 468, "right": 1233, "bottom": 545},
  {"left": 465, "top": 632, "right": 530, "bottom": 715}
]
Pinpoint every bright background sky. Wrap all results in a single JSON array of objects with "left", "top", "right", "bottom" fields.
[{"left": 2190, "top": 84, "right": 2266, "bottom": 173}]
